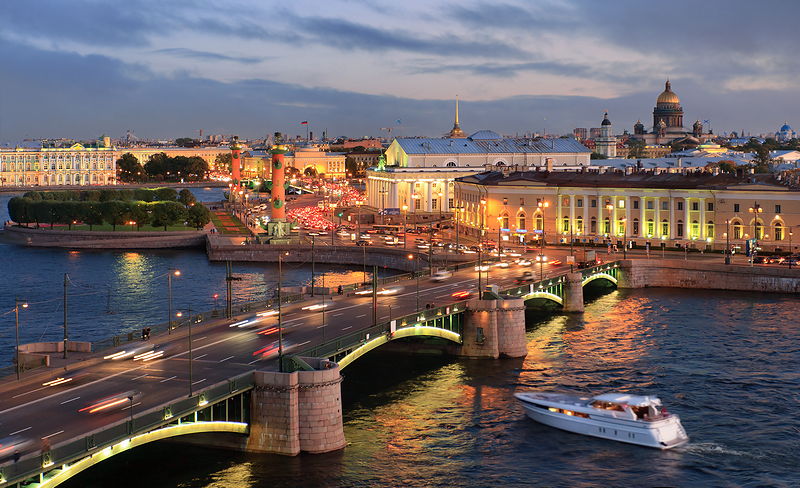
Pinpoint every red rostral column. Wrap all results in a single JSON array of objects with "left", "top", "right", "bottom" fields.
[
  {"left": 270, "top": 144, "right": 288, "bottom": 220},
  {"left": 230, "top": 136, "right": 242, "bottom": 187}
]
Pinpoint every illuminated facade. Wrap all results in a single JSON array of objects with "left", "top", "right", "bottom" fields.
[
  {"left": 0, "top": 142, "right": 116, "bottom": 187},
  {"left": 454, "top": 170, "right": 800, "bottom": 251}
]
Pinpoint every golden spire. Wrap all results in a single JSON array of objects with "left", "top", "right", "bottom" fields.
[{"left": 448, "top": 95, "right": 466, "bottom": 138}]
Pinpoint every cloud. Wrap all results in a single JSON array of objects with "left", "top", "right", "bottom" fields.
[{"left": 153, "top": 48, "right": 265, "bottom": 64}]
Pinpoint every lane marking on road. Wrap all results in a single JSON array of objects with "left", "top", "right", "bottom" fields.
[
  {"left": 59, "top": 397, "right": 81, "bottom": 405},
  {"left": 247, "top": 358, "right": 262, "bottom": 365},
  {"left": 194, "top": 354, "right": 208, "bottom": 360},
  {"left": 194, "top": 336, "right": 207, "bottom": 342},
  {"left": 12, "top": 386, "right": 48, "bottom": 399},
  {"left": 121, "top": 402, "right": 142, "bottom": 411},
  {"left": 9, "top": 427, "right": 31, "bottom": 436},
  {"left": 42, "top": 430, "right": 64, "bottom": 440},
  {"left": 219, "top": 356, "right": 234, "bottom": 362},
  {"left": 355, "top": 314, "right": 366, "bottom": 318},
  {"left": 296, "top": 341, "right": 311, "bottom": 347},
  {"left": 131, "top": 374, "right": 148, "bottom": 381},
  {"left": 380, "top": 315, "right": 389, "bottom": 319},
  {"left": 160, "top": 375, "right": 178, "bottom": 383},
  {"left": 341, "top": 326, "right": 352, "bottom": 331},
  {"left": 192, "top": 378, "right": 207, "bottom": 385},
  {"left": 284, "top": 313, "right": 297, "bottom": 318},
  {"left": 332, "top": 313, "right": 344, "bottom": 317}
]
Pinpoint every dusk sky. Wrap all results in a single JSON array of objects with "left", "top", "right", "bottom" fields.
[{"left": 1, "top": 0, "right": 798, "bottom": 143}]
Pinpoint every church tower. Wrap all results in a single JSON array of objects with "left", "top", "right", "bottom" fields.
[
  {"left": 596, "top": 112, "right": 616, "bottom": 157},
  {"left": 447, "top": 95, "right": 467, "bottom": 138},
  {"left": 653, "top": 80, "right": 683, "bottom": 131}
]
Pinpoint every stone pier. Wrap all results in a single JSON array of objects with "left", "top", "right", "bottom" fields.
[
  {"left": 562, "top": 272, "right": 585, "bottom": 313},
  {"left": 459, "top": 298, "right": 527, "bottom": 359},
  {"left": 246, "top": 358, "right": 346, "bottom": 456}
]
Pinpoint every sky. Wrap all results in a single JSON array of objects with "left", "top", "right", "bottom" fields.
[{"left": 1, "top": 0, "right": 798, "bottom": 143}]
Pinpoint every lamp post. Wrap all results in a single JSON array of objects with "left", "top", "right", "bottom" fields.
[
  {"left": 478, "top": 198, "right": 487, "bottom": 294},
  {"left": 748, "top": 202, "right": 763, "bottom": 266},
  {"left": 408, "top": 254, "right": 419, "bottom": 310},
  {"left": 497, "top": 216, "right": 503, "bottom": 264},
  {"left": 605, "top": 202, "right": 614, "bottom": 248},
  {"left": 14, "top": 298, "right": 28, "bottom": 380},
  {"left": 311, "top": 234, "right": 316, "bottom": 296},
  {"left": 175, "top": 309, "right": 193, "bottom": 396},
  {"left": 725, "top": 219, "right": 731, "bottom": 264},
  {"left": 621, "top": 217, "right": 627, "bottom": 259},
  {"left": 402, "top": 204, "right": 409, "bottom": 249},
  {"left": 790, "top": 228, "right": 794, "bottom": 269},
  {"left": 167, "top": 269, "right": 181, "bottom": 334},
  {"left": 538, "top": 200, "right": 549, "bottom": 258},
  {"left": 213, "top": 293, "right": 219, "bottom": 311},
  {"left": 278, "top": 251, "right": 288, "bottom": 371}
]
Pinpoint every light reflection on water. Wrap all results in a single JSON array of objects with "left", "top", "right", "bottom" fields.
[{"left": 60, "top": 287, "right": 800, "bottom": 487}]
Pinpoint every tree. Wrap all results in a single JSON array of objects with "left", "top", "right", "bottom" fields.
[
  {"left": 590, "top": 152, "right": 608, "bottom": 160},
  {"left": 31, "top": 200, "right": 56, "bottom": 228},
  {"left": 174, "top": 138, "right": 198, "bottom": 147},
  {"left": 100, "top": 201, "right": 129, "bottom": 231},
  {"left": 116, "top": 153, "right": 145, "bottom": 183},
  {"left": 128, "top": 202, "right": 152, "bottom": 230},
  {"left": 178, "top": 189, "right": 197, "bottom": 207},
  {"left": 154, "top": 187, "right": 178, "bottom": 202},
  {"left": 627, "top": 139, "right": 646, "bottom": 159},
  {"left": 717, "top": 161, "right": 736, "bottom": 174},
  {"left": 215, "top": 153, "right": 232, "bottom": 173},
  {"left": 82, "top": 202, "right": 104, "bottom": 230},
  {"left": 187, "top": 204, "right": 211, "bottom": 229},
  {"left": 144, "top": 153, "right": 169, "bottom": 180},
  {"left": 151, "top": 202, "right": 186, "bottom": 230},
  {"left": 7, "top": 197, "right": 31, "bottom": 226}
]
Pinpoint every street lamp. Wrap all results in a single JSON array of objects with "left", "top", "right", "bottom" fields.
[
  {"left": 538, "top": 200, "right": 550, "bottom": 258},
  {"left": 278, "top": 251, "right": 288, "bottom": 371},
  {"left": 724, "top": 219, "right": 731, "bottom": 265},
  {"left": 213, "top": 293, "right": 219, "bottom": 311},
  {"left": 14, "top": 298, "right": 28, "bottom": 380},
  {"left": 621, "top": 217, "right": 627, "bottom": 259},
  {"left": 790, "top": 228, "right": 794, "bottom": 269},
  {"left": 478, "top": 198, "right": 487, "bottom": 294},
  {"left": 175, "top": 309, "right": 194, "bottom": 396},
  {"left": 605, "top": 202, "right": 614, "bottom": 245},
  {"left": 167, "top": 269, "right": 181, "bottom": 334},
  {"left": 497, "top": 216, "right": 503, "bottom": 263},
  {"left": 402, "top": 204, "right": 409, "bottom": 249},
  {"left": 408, "top": 253, "right": 419, "bottom": 310},
  {"left": 748, "top": 202, "right": 763, "bottom": 266}
]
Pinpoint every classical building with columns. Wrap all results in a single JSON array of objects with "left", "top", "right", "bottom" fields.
[
  {"left": 0, "top": 139, "right": 117, "bottom": 187},
  {"left": 366, "top": 130, "right": 591, "bottom": 215},
  {"left": 454, "top": 169, "right": 800, "bottom": 252}
]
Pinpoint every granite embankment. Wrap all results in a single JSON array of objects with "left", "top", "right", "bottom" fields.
[{"left": 2, "top": 224, "right": 207, "bottom": 249}]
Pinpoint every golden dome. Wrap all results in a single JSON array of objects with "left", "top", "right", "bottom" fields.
[{"left": 657, "top": 80, "right": 680, "bottom": 104}]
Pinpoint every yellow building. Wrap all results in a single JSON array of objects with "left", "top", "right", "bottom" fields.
[
  {"left": 0, "top": 141, "right": 116, "bottom": 187},
  {"left": 454, "top": 170, "right": 800, "bottom": 252}
]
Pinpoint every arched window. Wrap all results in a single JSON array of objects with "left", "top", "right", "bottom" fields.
[
  {"left": 774, "top": 221, "right": 784, "bottom": 241},
  {"left": 733, "top": 221, "right": 743, "bottom": 239},
  {"left": 495, "top": 161, "right": 506, "bottom": 166},
  {"left": 562, "top": 217, "right": 570, "bottom": 233},
  {"left": 576, "top": 217, "right": 584, "bottom": 233},
  {"left": 632, "top": 218, "right": 640, "bottom": 236},
  {"left": 517, "top": 213, "right": 526, "bottom": 231},
  {"left": 691, "top": 220, "right": 699, "bottom": 238},
  {"left": 603, "top": 217, "right": 610, "bottom": 235},
  {"left": 501, "top": 214, "right": 510, "bottom": 229},
  {"left": 706, "top": 220, "right": 715, "bottom": 239},
  {"left": 446, "top": 161, "right": 456, "bottom": 167},
  {"left": 677, "top": 220, "right": 684, "bottom": 237},
  {"left": 535, "top": 214, "right": 543, "bottom": 231},
  {"left": 647, "top": 219, "right": 655, "bottom": 237},
  {"left": 754, "top": 221, "right": 764, "bottom": 239},
  {"left": 590, "top": 217, "right": 597, "bottom": 234}
]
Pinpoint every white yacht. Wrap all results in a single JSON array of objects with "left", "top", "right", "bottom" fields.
[{"left": 514, "top": 391, "right": 689, "bottom": 449}]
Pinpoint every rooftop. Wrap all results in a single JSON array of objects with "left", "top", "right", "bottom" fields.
[{"left": 395, "top": 136, "right": 590, "bottom": 155}]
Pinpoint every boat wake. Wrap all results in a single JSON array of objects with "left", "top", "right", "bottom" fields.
[{"left": 680, "top": 442, "right": 762, "bottom": 459}]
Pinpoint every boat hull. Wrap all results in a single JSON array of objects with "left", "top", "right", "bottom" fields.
[{"left": 515, "top": 394, "right": 688, "bottom": 449}]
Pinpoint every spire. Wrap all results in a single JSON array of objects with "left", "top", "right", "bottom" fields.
[
  {"left": 665, "top": 79, "right": 671, "bottom": 91},
  {"left": 447, "top": 94, "right": 466, "bottom": 138}
]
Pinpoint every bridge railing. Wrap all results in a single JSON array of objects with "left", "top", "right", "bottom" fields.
[
  {"left": 578, "top": 261, "right": 620, "bottom": 279},
  {"left": 285, "top": 301, "right": 468, "bottom": 368},
  {"left": 0, "top": 372, "right": 254, "bottom": 487}
]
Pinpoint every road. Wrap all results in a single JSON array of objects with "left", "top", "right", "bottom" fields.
[{"left": 0, "top": 254, "right": 567, "bottom": 462}]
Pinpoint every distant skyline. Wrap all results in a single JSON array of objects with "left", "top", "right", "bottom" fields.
[{"left": 1, "top": 0, "right": 798, "bottom": 143}]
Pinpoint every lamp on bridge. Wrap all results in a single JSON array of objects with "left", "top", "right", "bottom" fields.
[
  {"left": 748, "top": 203, "right": 763, "bottom": 266},
  {"left": 167, "top": 269, "right": 181, "bottom": 334},
  {"left": 538, "top": 200, "right": 549, "bottom": 256},
  {"left": 620, "top": 217, "right": 627, "bottom": 259},
  {"left": 604, "top": 202, "right": 613, "bottom": 242},
  {"left": 175, "top": 308, "right": 193, "bottom": 396},
  {"left": 401, "top": 204, "right": 409, "bottom": 249},
  {"left": 14, "top": 298, "right": 28, "bottom": 381},
  {"left": 408, "top": 253, "right": 420, "bottom": 310},
  {"left": 278, "top": 251, "right": 289, "bottom": 372}
]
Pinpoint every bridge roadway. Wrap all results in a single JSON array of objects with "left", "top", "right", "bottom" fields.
[{"left": 0, "top": 258, "right": 569, "bottom": 464}]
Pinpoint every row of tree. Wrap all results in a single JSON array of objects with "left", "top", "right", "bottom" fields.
[
  {"left": 21, "top": 187, "right": 195, "bottom": 204},
  {"left": 116, "top": 153, "right": 210, "bottom": 183},
  {"left": 8, "top": 197, "right": 209, "bottom": 231}
]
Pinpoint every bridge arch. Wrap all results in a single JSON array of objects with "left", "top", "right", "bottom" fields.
[
  {"left": 337, "top": 326, "right": 461, "bottom": 369},
  {"left": 32, "top": 421, "right": 248, "bottom": 488},
  {"left": 581, "top": 272, "right": 618, "bottom": 287},
  {"left": 522, "top": 290, "right": 564, "bottom": 305}
]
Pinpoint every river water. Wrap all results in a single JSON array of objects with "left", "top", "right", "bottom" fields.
[{"left": 2, "top": 189, "right": 798, "bottom": 487}]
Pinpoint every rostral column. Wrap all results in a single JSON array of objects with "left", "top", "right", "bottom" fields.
[
  {"left": 266, "top": 142, "right": 293, "bottom": 242},
  {"left": 230, "top": 136, "right": 242, "bottom": 188}
]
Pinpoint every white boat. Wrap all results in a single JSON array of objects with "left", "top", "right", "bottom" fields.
[{"left": 514, "top": 391, "right": 689, "bottom": 449}]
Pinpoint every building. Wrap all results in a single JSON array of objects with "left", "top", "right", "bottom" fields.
[
  {"left": 573, "top": 128, "right": 588, "bottom": 141},
  {"left": 454, "top": 169, "right": 799, "bottom": 252},
  {"left": 0, "top": 138, "right": 116, "bottom": 187},
  {"left": 367, "top": 131, "right": 591, "bottom": 214},
  {"left": 241, "top": 146, "right": 346, "bottom": 180},
  {"left": 122, "top": 146, "right": 230, "bottom": 169},
  {"left": 630, "top": 80, "right": 713, "bottom": 146},
  {"left": 595, "top": 113, "right": 617, "bottom": 158},
  {"left": 775, "top": 123, "right": 797, "bottom": 143},
  {"left": 339, "top": 139, "right": 383, "bottom": 150}
]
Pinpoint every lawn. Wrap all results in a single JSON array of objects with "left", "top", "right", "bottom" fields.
[
  {"left": 210, "top": 211, "right": 251, "bottom": 236},
  {"left": 27, "top": 223, "right": 204, "bottom": 232}
]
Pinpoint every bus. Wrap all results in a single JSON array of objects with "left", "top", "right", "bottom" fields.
[{"left": 370, "top": 224, "right": 404, "bottom": 235}]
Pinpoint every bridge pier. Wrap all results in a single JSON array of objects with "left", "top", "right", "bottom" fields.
[
  {"left": 562, "top": 272, "right": 584, "bottom": 313},
  {"left": 459, "top": 298, "right": 527, "bottom": 359},
  {"left": 247, "top": 359, "right": 346, "bottom": 456}
]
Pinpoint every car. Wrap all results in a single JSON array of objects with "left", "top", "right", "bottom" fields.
[
  {"left": 549, "top": 259, "right": 563, "bottom": 266},
  {"left": 474, "top": 264, "right": 490, "bottom": 272},
  {"left": 780, "top": 257, "right": 799, "bottom": 266},
  {"left": 494, "top": 261, "right": 510, "bottom": 268},
  {"left": 517, "top": 259, "right": 532, "bottom": 266},
  {"left": 451, "top": 290, "right": 473, "bottom": 299},
  {"left": 752, "top": 256, "right": 768, "bottom": 264},
  {"left": 515, "top": 271, "right": 535, "bottom": 284},
  {"left": 356, "top": 240, "right": 370, "bottom": 246},
  {"left": 577, "top": 258, "right": 603, "bottom": 269},
  {"left": 431, "top": 271, "right": 452, "bottom": 282},
  {"left": 79, "top": 390, "right": 143, "bottom": 414}
]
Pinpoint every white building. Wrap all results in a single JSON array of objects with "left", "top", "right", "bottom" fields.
[{"left": 596, "top": 112, "right": 617, "bottom": 158}]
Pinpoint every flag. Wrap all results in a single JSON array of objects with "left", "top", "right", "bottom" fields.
[
  {"left": 300, "top": 121, "right": 308, "bottom": 125},
  {"left": 395, "top": 119, "right": 402, "bottom": 125}
]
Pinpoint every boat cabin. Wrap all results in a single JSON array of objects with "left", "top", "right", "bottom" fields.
[{"left": 589, "top": 394, "right": 665, "bottom": 420}]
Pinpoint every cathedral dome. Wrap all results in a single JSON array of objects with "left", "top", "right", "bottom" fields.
[
  {"left": 656, "top": 80, "right": 680, "bottom": 105},
  {"left": 780, "top": 123, "right": 792, "bottom": 132}
]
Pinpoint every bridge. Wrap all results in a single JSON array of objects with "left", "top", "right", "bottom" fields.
[{"left": 0, "top": 260, "right": 619, "bottom": 487}]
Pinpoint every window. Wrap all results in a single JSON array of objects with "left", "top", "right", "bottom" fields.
[
  {"left": 677, "top": 201, "right": 684, "bottom": 211},
  {"left": 590, "top": 199, "right": 597, "bottom": 208},
  {"left": 503, "top": 198, "right": 508, "bottom": 205},
  {"left": 755, "top": 221, "right": 764, "bottom": 239},
  {"left": 519, "top": 198, "right": 525, "bottom": 206},
  {"left": 633, "top": 219, "right": 639, "bottom": 235},
  {"left": 446, "top": 162, "right": 456, "bottom": 167},
  {"left": 677, "top": 220, "right": 684, "bottom": 237},
  {"left": 590, "top": 217, "right": 597, "bottom": 234},
  {"left": 707, "top": 221, "right": 714, "bottom": 239},
  {"left": 633, "top": 200, "right": 639, "bottom": 209},
  {"left": 691, "top": 220, "right": 699, "bottom": 238},
  {"left": 577, "top": 198, "right": 583, "bottom": 208},
  {"left": 603, "top": 218, "right": 610, "bottom": 234},
  {"left": 707, "top": 202, "right": 714, "bottom": 211},
  {"left": 776, "top": 204, "right": 782, "bottom": 214},
  {"left": 517, "top": 213, "right": 526, "bottom": 230},
  {"left": 646, "top": 200, "right": 654, "bottom": 210},
  {"left": 502, "top": 216, "right": 510, "bottom": 229},
  {"left": 734, "top": 204, "right": 740, "bottom": 213},
  {"left": 733, "top": 222, "right": 742, "bottom": 239},
  {"left": 661, "top": 201, "right": 668, "bottom": 211},
  {"left": 775, "top": 222, "right": 784, "bottom": 240},
  {"left": 647, "top": 219, "right": 655, "bottom": 236},
  {"left": 576, "top": 217, "right": 584, "bottom": 233},
  {"left": 691, "top": 202, "right": 699, "bottom": 211},
  {"left": 618, "top": 199, "right": 625, "bottom": 208},
  {"left": 535, "top": 215, "right": 543, "bottom": 231}
]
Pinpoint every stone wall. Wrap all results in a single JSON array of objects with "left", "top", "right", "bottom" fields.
[
  {"left": 460, "top": 298, "right": 527, "bottom": 359},
  {"left": 3, "top": 225, "right": 206, "bottom": 249},
  {"left": 619, "top": 259, "right": 800, "bottom": 294}
]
